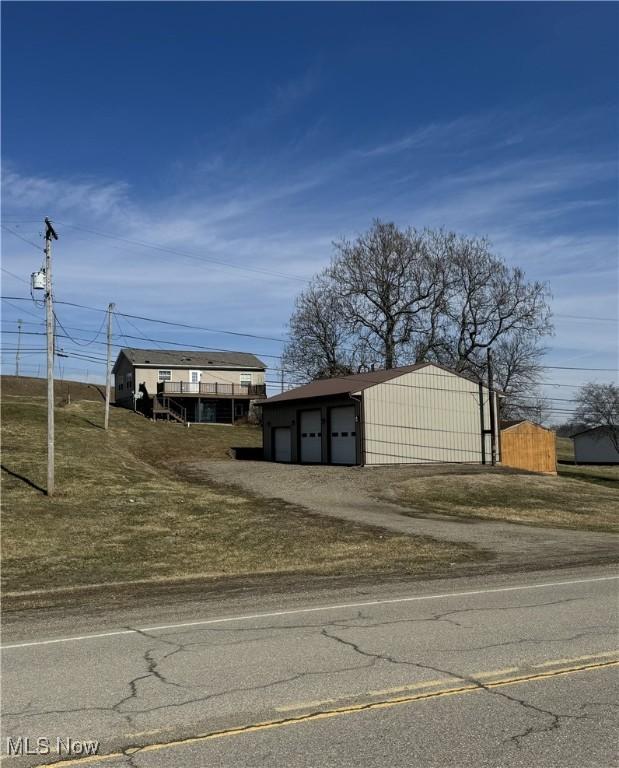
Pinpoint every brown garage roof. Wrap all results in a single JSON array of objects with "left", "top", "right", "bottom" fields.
[{"left": 263, "top": 362, "right": 485, "bottom": 405}]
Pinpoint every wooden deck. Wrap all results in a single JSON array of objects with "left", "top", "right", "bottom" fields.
[{"left": 157, "top": 381, "right": 266, "bottom": 398}]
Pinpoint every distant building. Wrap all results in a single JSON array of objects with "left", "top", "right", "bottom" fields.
[
  {"left": 571, "top": 425, "right": 619, "bottom": 464},
  {"left": 112, "top": 348, "right": 266, "bottom": 425},
  {"left": 261, "top": 362, "right": 500, "bottom": 466}
]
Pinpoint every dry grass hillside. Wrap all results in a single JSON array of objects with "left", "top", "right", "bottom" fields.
[
  {"left": 2, "top": 374, "right": 109, "bottom": 403},
  {"left": 387, "top": 462, "right": 618, "bottom": 533},
  {"left": 1, "top": 381, "right": 480, "bottom": 604}
]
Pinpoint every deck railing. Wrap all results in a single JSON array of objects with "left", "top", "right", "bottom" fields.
[{"left": 157, "top": 381, "right": 266, "bottom": 397}]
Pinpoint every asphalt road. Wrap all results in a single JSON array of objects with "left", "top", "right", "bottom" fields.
[{"left": 2, "top": 565, "right": 618, "bottom": 768}]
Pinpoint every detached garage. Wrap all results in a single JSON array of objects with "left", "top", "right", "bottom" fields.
[{"left": 262, "top": 363, "right": 500, "bottom": 466}]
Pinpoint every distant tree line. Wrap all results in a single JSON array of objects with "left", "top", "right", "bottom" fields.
[{"left": 283, "top": 220, "right": 553, "bottom": 420}]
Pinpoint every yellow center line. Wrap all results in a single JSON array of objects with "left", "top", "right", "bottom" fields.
[
  {"left": 276, "top": 667, "right": 521, "bottom": 712},
  {"left": 533, "top": 650, "right": 619, "bottom": 667},
  {"left": 36, "top": 658, "right": 619, "bottom": 767}
]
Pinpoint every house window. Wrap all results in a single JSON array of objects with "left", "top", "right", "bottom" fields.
[
  {"left": 240, "top": 373, "right": 252, "bottom": 387},
  {"left": 118, "top": 382, "right": 124, "bottom": 391},
  {"left": 126, "top": 373, "right": 133, "bottom": 389},
  {"left": 158, "top": 370, "right": 172, "bottom": 382}
]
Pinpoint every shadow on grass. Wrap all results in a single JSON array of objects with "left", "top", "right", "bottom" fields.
[
  {"left": 1, "top": 464, "right": 46, "bottom": 494},
  {"left": 558, "top": 467, "right": 619, "bottom": 487},
  {"left": 78, "top": 416, "right": 104, "bottom": 430}
]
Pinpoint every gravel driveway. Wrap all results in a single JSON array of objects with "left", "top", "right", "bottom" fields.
[{"left": 192, "top": 461, "right": 618, "bottom": 570}]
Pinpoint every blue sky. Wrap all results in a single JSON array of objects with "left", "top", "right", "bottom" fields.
[{"left": 1, "top": 2, "right": 617, "bottom": 414}]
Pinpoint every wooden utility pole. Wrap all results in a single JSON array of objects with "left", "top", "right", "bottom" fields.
[
  {"left": 15, "top": 319, "right": 22, "bottom": 376},
  {"left": 44, "top": 218, "right": 58, "bottom": 496},
  {"left": 487, "top": 347, "right": 497, "bottom": 466},
  {"left": 104, "top": 302, "right": 115, "bottom": 430}
]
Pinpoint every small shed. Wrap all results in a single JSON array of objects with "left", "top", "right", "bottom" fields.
[
  {"left": 500, "top": 420, "right": 557, "bottom": 474},
  {"left": 571, "top": 426, "right": 619, "bottom": 465}
]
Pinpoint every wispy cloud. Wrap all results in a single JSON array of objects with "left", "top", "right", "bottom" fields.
[
  {"left": 357, "top": 114, "right": 490, "bottom": 158},
  {"left": 2, "top": 105, "right": 616, "bottom": 386}
]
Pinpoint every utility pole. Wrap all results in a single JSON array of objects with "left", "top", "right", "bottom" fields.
[
  {"left": 44, "top": 217, "right": 58, "bottom": 496},
  {"left": 15, "top": 319, "right": 22, "bottom": 376},
  {"left": 487, "top": 347, "right": 497, "bottom": 466},
  {"left": 104, "top": 302, "right": 115, "bottom": 430},
  {"left": 280, "top": 367, "right": 284, "bottom": 394}
]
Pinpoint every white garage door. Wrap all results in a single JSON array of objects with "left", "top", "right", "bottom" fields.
[
  {"left": 330, "top": 406, "right": 357, "bottom": 465},
  {"left": 300, "top": 410, "right": 322, "bottom": 463},
  {"left": 273, "top": 427, "right": 291, "bottom": 463}
]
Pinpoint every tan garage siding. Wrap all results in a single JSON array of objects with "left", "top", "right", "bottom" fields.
[{"left": 362, "top": 364, "right": 497, "bottom": 465}]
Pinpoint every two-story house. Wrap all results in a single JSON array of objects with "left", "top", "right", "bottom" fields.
[{"left": 112, "top": 348, "right": 267, "bottom": 424}]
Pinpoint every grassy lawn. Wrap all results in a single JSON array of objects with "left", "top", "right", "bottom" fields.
[
  {"left": 1, "top": 390, "right": 481, "bottom": 597},
  {"left": 389, "top": 467, "right": 619, "bottom": 532},
  {"left": 556, "top": 435, "right": 574, "bottom": 462},
  {"left": 557, "top": 463, "right": 619, "bottom": 485}
]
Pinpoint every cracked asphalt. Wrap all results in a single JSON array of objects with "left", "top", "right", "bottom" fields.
[{"left": 2, "top": 565, "right": 618, "bottom": 767}]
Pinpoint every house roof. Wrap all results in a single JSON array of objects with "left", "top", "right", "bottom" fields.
[
  {"left": 570, "top": 424, "right": 619, "bottom": 439},
  {"left": 113, "top": 348, "right": 266, "bottom": 372},
  {"left": 262, "top": 362, "right": 485, "bottom": 405}
]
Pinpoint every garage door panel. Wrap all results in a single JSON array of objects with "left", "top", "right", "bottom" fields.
[
  {"left": 300, "top": 410, "right": 322, "bottom": 463},
  {"left": 330, "top": 406, "right": 356, "bottom": 465},
  {"left": 274, "top": 427, "right": 291, "bottom": 463}
]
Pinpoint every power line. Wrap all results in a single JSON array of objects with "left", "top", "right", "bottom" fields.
[
  {"left": 1, "top": 295, "right": 288, "bottom": 344},
  {"left": 53, "top": 310, "right": 107, "bottom": 348},
  {"left": 1, "top": 297, "right": 43, "bottom": 319},
  {"left": 543, "top": 365, "right": 617, "bottom": 372},
  {"left": 555, "top": 313, "right": 617, "bottom": 323},
  {"left": 4, "top": 296, "right": 618, "bottom": 371},
  {"left": 2, "top": 297, "right": 616, "bottom": 385},
  {"left": 0, "top": 266, "right": 30, "bottom": 285},
  {"left": 24, "top": 223, "right": 619, "bottom": 323},
  {"left": 57, "top": 221, "right": 309, "bottom": 284},
  {"left": 1, "top": 224, "right": 43, "bottom": 252}
]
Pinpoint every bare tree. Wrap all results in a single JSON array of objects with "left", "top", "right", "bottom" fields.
[
  {"left": 490, "top": 335, "right": 550, "bottom": 423},
  {"left": 574, "top": 382, "right": 619, "bottom": 452},
  {"left": 331, "top": 220, "right": 445, "bottom": 369},
  {"left": 436, "top": 235, "right": 552, "bottom": 378},
  {"left": 282, "top": 271, "right": 360, "bottom": 384},
  {"left": 284, "top": 222, "right": 553, "bottom": 410}
]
